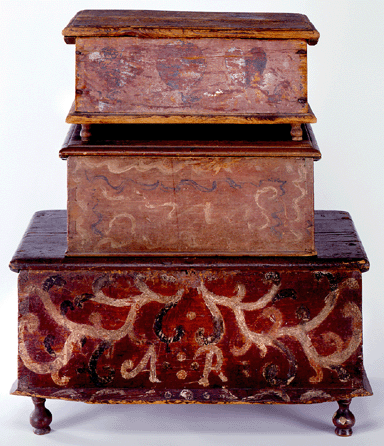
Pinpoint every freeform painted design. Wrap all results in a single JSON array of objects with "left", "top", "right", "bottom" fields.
[
  {"left": 76, "top": 37, "right": 306, "bottom": 115},
  {"left": 19, "top": 270, "right": 362, "bottom": 390},
  {"left": 68, "top": 156, "right": 314, "bottom": 254}
]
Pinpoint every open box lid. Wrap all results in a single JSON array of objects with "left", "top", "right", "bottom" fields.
[
  {"left": 62, "top": 10, "right": 320, "bottom": 45},
  {"left": 59, "top": 124, "right": 322, "bottom": 159}
]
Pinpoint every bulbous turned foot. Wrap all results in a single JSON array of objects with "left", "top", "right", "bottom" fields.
[
  {"left": 30, "top": 397, "right": 52, "bottom": 435},
  {"left": 80, "top": 124, "right": 92, "bottom": 142},
  {"left": 332, "top": 399, "right": 355, "bottom": 437},
  {"left": 290, "top": 123, "right": 303, "bottom": 141}
]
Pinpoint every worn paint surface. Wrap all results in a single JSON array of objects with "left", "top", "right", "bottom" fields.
[
  {"left": 17, "top": 268, "right": 366, "bottom": 402},
  {"left": 67, "top": 155, "right": 315, "bottom": 255},
  {"left": 75, "top": 37, "right": 307, "bottom": 116}
]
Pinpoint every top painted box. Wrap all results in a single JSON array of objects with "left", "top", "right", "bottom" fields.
[{"left": 63, "top": 10, "right": 319, "bottom": 140}]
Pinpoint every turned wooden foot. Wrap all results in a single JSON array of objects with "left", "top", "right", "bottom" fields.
[
  {"left": 332, "top": 399, "right": 355, "bottom": 437},
  {"left": 30, "top": 397, "right": 52, "bottom": 435},
  {"left": 80, "top": 124, "right": 92, "bottom": 142},
  {"left": 290, "top": 123, "right": 303, "bottom": 141}
]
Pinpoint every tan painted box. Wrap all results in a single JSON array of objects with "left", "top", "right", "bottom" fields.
[
  {"left": 60, "top": 123, "right": 320, "bottom": 256},
  {"left": 62, "top": 10, "right": 319, "bottom": 141}
]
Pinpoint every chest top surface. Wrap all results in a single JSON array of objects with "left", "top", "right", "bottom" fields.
[
  {"left": 9, "top": 210, "right": 368, "bottom": 272},
  {"left": 62, "top": 10, "right": 320, "bottom": 44}
]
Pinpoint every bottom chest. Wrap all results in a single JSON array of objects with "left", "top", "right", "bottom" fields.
[{"left": 10, "top": 210, "right": 372, "bottom": 436}]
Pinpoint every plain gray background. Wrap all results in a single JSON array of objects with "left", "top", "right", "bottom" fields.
[{"left": 1, "top": 0, "right": 383, "bottom": 444}]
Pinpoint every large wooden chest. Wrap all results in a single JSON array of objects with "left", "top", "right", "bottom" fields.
[
  {"left": 62, "top": 10, "right": 319, "bottom": 140},
  {"left": 60, "top": 124, "right": 320, "bottom": 257},
  {"left": 9, "top": 210, "right": 372, "bottom": 435}
]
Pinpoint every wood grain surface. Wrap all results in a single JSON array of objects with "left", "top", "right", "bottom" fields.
[{"left": 62, "top": 10, "right": 320, "bottom": 43}]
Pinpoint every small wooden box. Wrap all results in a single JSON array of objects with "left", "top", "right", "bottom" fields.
[
  {"left": 62, "top": 10, "right": 319, "bottom": 140},
  {"left": 9, "top": 210, "right": 372, "bottom": 435},
  {"left": 60, "top": 124, "right": 321, "bottom": 257}
]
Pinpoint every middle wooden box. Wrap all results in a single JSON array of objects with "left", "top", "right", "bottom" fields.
[{"left": 60, "top": 124, "right": 320, "bottom": 257}]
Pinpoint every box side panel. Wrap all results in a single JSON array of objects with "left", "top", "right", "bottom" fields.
[
  {"left": 75, "top": 37, "right": 307, "bottom": 116},
  {"left": 66, "top": 155, "right": 315, "bottom": 255}
]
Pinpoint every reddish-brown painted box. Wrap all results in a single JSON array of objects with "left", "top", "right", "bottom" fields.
[{"left": 63, "top": 10, "right": 319, "bottom": 135}]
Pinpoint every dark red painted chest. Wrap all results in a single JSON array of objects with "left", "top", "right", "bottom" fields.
[{"left": 10, "top": 210, "right": 371, "bottom": 432}]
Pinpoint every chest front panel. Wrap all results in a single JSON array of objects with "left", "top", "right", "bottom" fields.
[
  {"left": 17, "top": 267, "right": 364, "bottom": 402},
  {"left": 66, "top": 155, "right": 315, "bottom": 256},
  {"left": 75, "top": 37, "right": 307, "bottom": 117}
]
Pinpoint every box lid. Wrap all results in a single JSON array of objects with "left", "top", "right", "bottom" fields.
[{"left": 62, "top": 10, "right": 320, "bottom": 45}]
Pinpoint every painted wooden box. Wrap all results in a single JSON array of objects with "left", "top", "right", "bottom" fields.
[
  {"left": 62, "top": 10, "right": 319, "bottom": 141},
  {"left": 60, "top": 124, "right": 321, "bottom": 257},
  {"left": 9, "top": 210, "right": 372, "bottom": 436}
]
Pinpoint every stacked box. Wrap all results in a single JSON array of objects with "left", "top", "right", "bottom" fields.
[
  {"left": 61, "top": 123, "right": 320, "bottom": 256},
  {"left": 63, "top": 10, "right": 319, "bottom": 142}
]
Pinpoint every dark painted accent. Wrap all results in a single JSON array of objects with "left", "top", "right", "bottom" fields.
[
  {"left": 43, "top": 335, "right": 56, "bottom": 357},
  {"left": 273, "top": 288, "right": 298, "bottom": 302},
  {"left": 264, "top": 272, "right": 281, "bottom": 285},
  {"left": 153, "top": 302, "right": 185, "bottom": 346},
  {"left": 156, "top": 41, "right": 206, "bottom": 92},
  {"left": 91, "top": 204, "right": 104, "bottom": 237},
  {"left": 296, "top": 304, "right": 311, "bottom": 323},
  {"left": 42, "top": 275, "right": 66, "bottom": 292},
  {"left": 90, "top": 173, "right": 288, "bottom": 195},
  {"left": 60, "top": 300, "right": 75, "bottom": 315},
  {"left": 74, "top": 293, "right": 94, "bottom": 308},
  {"left": 262, "top": 340, "right": 298, "bottom": 386},
  {"left": 315, "top": 272, "right": 338, "bottom": 291},
  {"left": 88, "top": 341, "right": 115, "bottom": 387},
  {"left": 245, "top": 47, "right": 267, "bottom": 87},
  {"left": 195, "top": 316, "right": 224, "bottom": 346}
]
